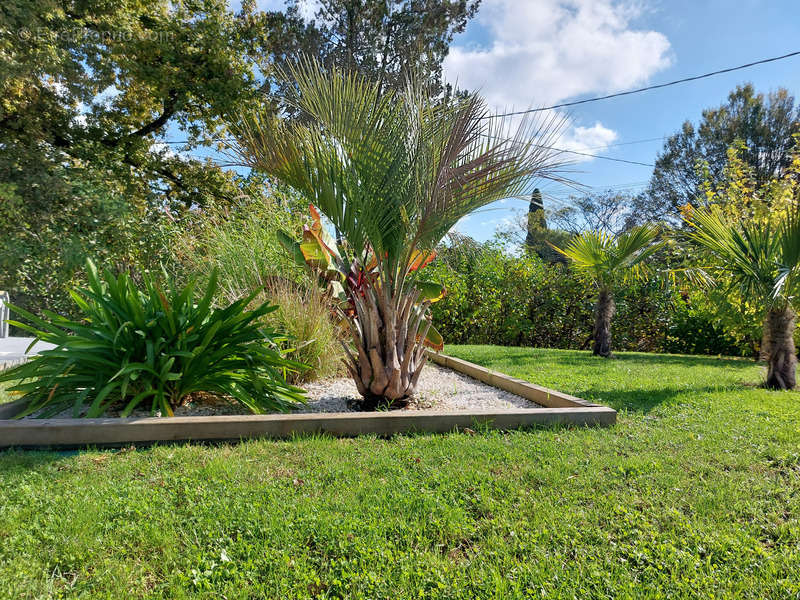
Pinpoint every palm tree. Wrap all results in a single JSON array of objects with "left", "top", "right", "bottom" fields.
[
  {"left": 683, "top": 206, "right": 800, "bottom": 389},
  {"left": 551, "top": 226, "right": 661, "bottom": 357},
  {"left": 226, "top": 59, "right": 568, "bottom": 407}
]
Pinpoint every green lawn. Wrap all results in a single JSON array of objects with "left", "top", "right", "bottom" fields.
[{"left": 1, "top": 347, "right": 799, "bottom": 599}]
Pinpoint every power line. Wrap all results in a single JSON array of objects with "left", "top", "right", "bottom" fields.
[
  {"left": 164, "top": 133, "right": 658, "bottom": 167},
  {"left": 486, "top": 50, "right": 800, "bottom": 118},
  {"left": 478, "top": 132, "right": 655, "bottom": 167},
  {"left": 582, "top": 136, "right": 665, "bottom": 151},
  {"left": 544, "top": 145, "right": 654, "bottom": 167}
]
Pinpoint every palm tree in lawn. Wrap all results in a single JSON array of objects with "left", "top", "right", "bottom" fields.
[
  {"left": 226, "top": 59, "right": 568, "bottom": 408},
  {"left": 551, "top": 226, "right": 661, "bottom": 358},
  {"left": 684, "top": 206, "right": 800, "bottom": 389}
]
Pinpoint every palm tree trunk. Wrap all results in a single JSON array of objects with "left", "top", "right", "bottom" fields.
[
  {"left": 593, "top": 288, "right": 615, "bottom": 358},
  {"left": 759, "top": 316, "right": 771, "bottom": 361},
  {"left": 341, "top": 283, "right": 431, "bottom": 410},
  {"left": 765, "top": 306, "right": 797, "bottom": 390}
]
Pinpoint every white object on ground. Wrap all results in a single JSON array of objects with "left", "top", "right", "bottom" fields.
[
  {"left": 0, "top": 337, "right": 56, "bottom": 369},
  {"left": 0, "top": 292, "right": 8, "bottom": 338}
]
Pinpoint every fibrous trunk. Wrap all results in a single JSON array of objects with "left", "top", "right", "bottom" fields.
[
  {"left": 593, "top": 288, "right": 615, "bottom": 358},
  {"left": 341, "top": 284, "right": 431, "bottom": 409},
  {"left": 765, "top": 306, "right": 797, "bottom": 390},
  {"left": 759, "top": 316, "right": 771, "bottom": 361}
]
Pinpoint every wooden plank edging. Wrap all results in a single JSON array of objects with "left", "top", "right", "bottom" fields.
[
  {"left": 427, "top": 352, "right": 601, "bottom": 409},
  {"left": 0, "top": 407, "right": 615, "bottom": 448},
  {"left": 0, "top": 353, "right": 616, "bottom": 448}
]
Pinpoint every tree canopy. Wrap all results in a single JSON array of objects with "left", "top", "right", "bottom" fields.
[{"left": 635, "top": 84, "right": 800, "bottom": 224}]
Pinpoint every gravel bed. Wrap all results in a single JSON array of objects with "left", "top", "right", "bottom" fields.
[
  {"left": 19, "top": 363, "right": 539, "bottom": 418},
  {"left": 298, "top": 362, "right": 539, "bottom": 413}
]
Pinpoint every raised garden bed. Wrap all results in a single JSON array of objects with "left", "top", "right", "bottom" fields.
[{"left": 0, "top": 352, "right": 615, "bottom": 448}]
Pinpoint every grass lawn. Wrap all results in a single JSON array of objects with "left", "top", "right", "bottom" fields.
[{"left": 1, "top": 346, "right": 799, "bottom": 599}]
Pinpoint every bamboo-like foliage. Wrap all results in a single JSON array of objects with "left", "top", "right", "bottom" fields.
[{"left": 226, "top": 59, "right": 569, "bottom": 405}]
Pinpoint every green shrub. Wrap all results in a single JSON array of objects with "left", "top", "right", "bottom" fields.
[
  {"left": 0, "top": 177, "right": 180, "bottom": 330},
  {"left": 428, "top": 241, "right": 747, "bottom": 356},
  {"left": 0, "top": 261, "right": 305, "bottom": 418}
]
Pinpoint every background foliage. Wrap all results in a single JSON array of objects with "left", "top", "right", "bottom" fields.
[
  {"left": 176, "top": 190, "right": 344, "bottom": 382},
  {"left": 428, "top": 240, "right": 746, "bottom": 356}
]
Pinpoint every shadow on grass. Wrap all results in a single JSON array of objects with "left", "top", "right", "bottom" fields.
[
  {"left": 475, "top": 349, "right": 757, "bottom": 371},
  {"left": 0, "top": 448, "right": 79, "bottom": 473},
  {"left": 574, "top": 385, "right": 742, "bottom": 413}
]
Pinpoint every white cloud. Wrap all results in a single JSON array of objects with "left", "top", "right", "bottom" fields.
[
  {"left": 444, "top": 0, "right": 671, "bottom": 160},
  {"left": 444, "top": 0, "right": 671, "bottom": 110},
  {"left": 559, "top": 122, "right": 618, "bottom": 154}
]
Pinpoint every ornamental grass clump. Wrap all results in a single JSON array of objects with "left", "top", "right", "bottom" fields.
[{"left": 0, "top": 261, "right": 305, "bottom": 418}]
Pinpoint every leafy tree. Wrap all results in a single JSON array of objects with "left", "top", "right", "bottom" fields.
[
  {"left": 0, "top": 0, "right": 272, "bottom": 208},
  {"left": 550, "top": 190, "right": 639, "bottom": 236},
  {"left": 228, "top": 59, "right": 566, "bottom": 406},
  {"left": 552, "top": 226, "right": 661, "bottom": 357},
  {"left": 282, "top": 0, "right": 480, "bottom": 97},
  {"left": 0, "top": 0, "right": 322, "bottom": 319},
  {"left": 636, "top": 84, "right": 800, "bottom": 224}
]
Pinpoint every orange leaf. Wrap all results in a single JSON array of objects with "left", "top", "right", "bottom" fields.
[{"left": 408, "top": 249, "right": 436, "bottom": 272}]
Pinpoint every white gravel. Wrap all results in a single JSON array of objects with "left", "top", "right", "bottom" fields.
[
  {"left": 297, "top": 362, "right": 539, "bottom": 413},
  {"left": 21, "top": 362, "right": 539, "bottom": 418}
]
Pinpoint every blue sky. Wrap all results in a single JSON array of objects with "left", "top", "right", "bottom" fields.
[
  {"left": 443, "top": 0, "right": 800, "bottom": 240},
  {"left": 222, "top": 0, "right": 800, "bottom": 241}
]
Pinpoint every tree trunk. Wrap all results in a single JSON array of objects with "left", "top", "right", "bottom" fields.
[
  {"left": 759, "top": 316, "right": 771, "bottom": 361},
  {"left": 765, "top": 306, "right": 797, "bottom": 390},
  {"left": 341, "top": 283, "right": 431, "bottom": 410},
  {"left": 592, "top": 288, "right": 615, "bottom": 358}
]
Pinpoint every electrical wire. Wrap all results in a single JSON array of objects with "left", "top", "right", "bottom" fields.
[{"left": 484, "top": 50, "right": 800, "bottom": 118}]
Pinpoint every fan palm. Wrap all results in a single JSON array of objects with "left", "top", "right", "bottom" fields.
[
  {"left": 226, "top": 59, "right": 568, "bottom": 407},
  {"left": 551, "top": 225, "right": 661, "bottom": 357},
  {"left": 684, "top": 206, "right": 800, "bottom": 389}
]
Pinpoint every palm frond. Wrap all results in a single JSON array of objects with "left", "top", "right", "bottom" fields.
[
  {"left": 550, "top": 225, "right": 661, "bottom": 287},
  {"left": 684, "top": 206, "right": 779, "bottom": 303},
  {"left": 226, "top": 58, "right": 571, "bottom": 279}
]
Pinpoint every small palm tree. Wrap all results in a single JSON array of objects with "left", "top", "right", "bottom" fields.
[
  {"left": 684, "top": 206, "right": 800, "bottom": 389},
  {"left": 551, "top": 226, "right": 661, "bottom": 357},
  {"left": 226, "top": 59, "right": 567, "bottom": 406}
]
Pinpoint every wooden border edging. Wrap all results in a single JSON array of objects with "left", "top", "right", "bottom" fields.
[
  {"left": 0, "top": 353, "right": 615, "bottom": 448},
  {"left": 0, "top": 407, "right": 614, "bottom": 448},
  {"left": 427, "top": 352, "right": 602, "bottom": 409}
]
